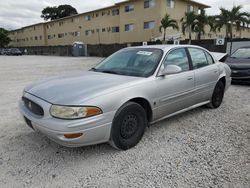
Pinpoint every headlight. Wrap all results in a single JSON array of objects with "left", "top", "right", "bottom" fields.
[{"left": 50, "top": 105, "right": 102, "bottom": 119}]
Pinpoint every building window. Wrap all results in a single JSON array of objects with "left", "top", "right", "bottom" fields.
[
  {"left": 187, "top": 4, "right": 193, "bottom": 12},
  {"left": 144, "top": 21, "right": 155, "bottom": 29},
  {"left": 48, "top": 35, "right": 52, "bottom": 39},
  {"left": 112, "top": 26, "right": 120, "bottom": 33},
  {"left": 85, "top": 30, "right": 91, "bottom": 36},
  {"left": 102, "top": 11, "right": 105, "bottom": 16},
  {"left": 112, "top": 9, "right": 119, "bottom": 16},
  {"left": 125, "top": 24, "right": 134, "bottom": 32},
  {"left": 125, "top": 5, "right": 134, "bottom": 12},
  {"left": 58, "top": 33, "right": 64, "bottom": 38},
  {"left": 40, "top": 36, "right": 42, "bottom": 40},
  {"left": 96, "top": 13, "right": 99, "bottom": 17},
  {"left": 85, "top": 15, "right": 91, "bottom": 21},
  {"left": 166, "top": 0, "right": 175, "bottom": 8},
  {"left": 75, "top": 31, "right": 80, "bottom": 37},
  {"left": 34, "top": 36, "right": 38, "bottom": 40},
  {"left": 144, "top": 0, "right": 155, "bottom": 8},
  {"left": 102, "top": 28, "right": 106, "bottom": 32}
]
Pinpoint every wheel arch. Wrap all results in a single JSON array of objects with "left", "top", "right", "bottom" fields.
[
  {"left": 218, "top": 76, "right": 226, "bottom": 87},
  {"left": 128, "top": 97, "right": 153, "bottom": 122}
]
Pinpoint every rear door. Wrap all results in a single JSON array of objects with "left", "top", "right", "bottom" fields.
[{"left": 187, "top": 48, "right": 219, "bottom": 103}]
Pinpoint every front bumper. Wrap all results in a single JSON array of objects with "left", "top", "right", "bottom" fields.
[
  {"left": 231, "top": 69, "right": 250, "bottom": 82},
  {"left": 19, "top": 92, "right": 115, "bottom": 147}
]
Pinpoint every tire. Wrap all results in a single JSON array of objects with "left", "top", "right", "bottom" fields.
[
  {"left": 207, "top": 81, "right": 225, "bottom": 108},
  {"left": 109, "top": 102, "right": 147, "bottom": 150}
]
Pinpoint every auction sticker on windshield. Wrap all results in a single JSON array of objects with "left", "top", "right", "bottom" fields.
[{"left": 137, "top": 51, "right": 153, "bottom": 56}]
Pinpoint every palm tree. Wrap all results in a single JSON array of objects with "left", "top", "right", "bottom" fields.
[
  {"left": 214, "top": 8, "right": 230, "bottom": 38},
  {"left": 181, "top": 11, "right": 197, "bottom": 44},
  {"left": 215, "top": 5, "right": 249, "bottom": 39},
  {"left": 207, "top": 16, "right": 217, "bottom": 33},
  {"left": 159, "top": 14, "right": 179, "bottom": 42},
  {"left": 194, "top": 9, "right": 208, "bottom": 40}
]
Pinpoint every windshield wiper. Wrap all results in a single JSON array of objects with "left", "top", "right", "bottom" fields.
[
  {"left": 101, "top": 70, "right": 120, "bottom": 75},
  {"left": 89, "top": 67, "right": 97, "bottom": 71}
]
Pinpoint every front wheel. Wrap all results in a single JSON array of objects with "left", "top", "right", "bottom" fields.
[
  {"left": 207, "top": 81, "right": 225, "bottom": 108},
  {"left": 109, "top": 102, "right": 147, "bottom": 150}
]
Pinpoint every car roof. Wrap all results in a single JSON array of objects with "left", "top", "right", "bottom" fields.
[{"left": 128, "top": 45, "right": 205, "bottom": 52}]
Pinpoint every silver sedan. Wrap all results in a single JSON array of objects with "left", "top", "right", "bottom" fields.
[{"left": 19, "top": 45, "right": 231, "bottom": 150}]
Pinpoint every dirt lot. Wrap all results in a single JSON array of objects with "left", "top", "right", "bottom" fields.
[{"left": 0, "top": 55, "right": 249, "bottom": 188}]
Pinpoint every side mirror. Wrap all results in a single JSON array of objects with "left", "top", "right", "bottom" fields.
[{"left": 160, "top": 65, "right": 182, "bottom": 76}]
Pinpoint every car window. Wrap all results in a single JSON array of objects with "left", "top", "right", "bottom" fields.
[
  {"left": 95, "top": 48, "right": 163, "bottom": 77},
  {"left": 163, "top": 48, "right": 190, "bottom": 72},
  {"left": 231, "top": 48, "right": 250, "bottom": 59},
  {"left": 188, "top": 48, "right": 209, "bottom": 69},
  {"left": 205, "top": 51, "right": 214, "bottom": 65}
]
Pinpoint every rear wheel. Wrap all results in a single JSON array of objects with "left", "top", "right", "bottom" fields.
[
  {"left": 207, "top": 81, "right": 225, "bottom": 108},
  {"left": 109, "top": 102, "right": 147, "bottom": 150}
]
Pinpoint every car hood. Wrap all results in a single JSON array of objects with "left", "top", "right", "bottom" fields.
[
  {"left": 225, "top": 57, "right": 250, "bottom": 69},
  {"left": 25, "top": 71, "right": 142, "bottom": 105}
]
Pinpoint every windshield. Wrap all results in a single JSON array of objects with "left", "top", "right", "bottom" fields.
[
  {"left": 231, "top": 48, "right": 250, "bottom": 59},
  {"left": 93, "top": 48, "right": 163, "bottom": 77}
]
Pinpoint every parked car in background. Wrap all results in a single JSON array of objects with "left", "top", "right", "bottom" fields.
[
  {"left": 225, "top": 46, "right": 250, "bottom": 83},
  {"left": 5, "top": 48, "right": 22, "bottom": 56},
  {"left": 19, "top": 45, "right": 231, "bottom": 150},
  {"left": 0, "top": 49, "right": 9, "bottom": 55}
]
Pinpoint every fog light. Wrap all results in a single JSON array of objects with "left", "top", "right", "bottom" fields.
[{"left": 64, "top": 133, "right": 83, "bottom": 139}]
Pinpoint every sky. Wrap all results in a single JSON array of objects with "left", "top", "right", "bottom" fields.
[{"left": 0, "top": 0, "right": 249, "bottom": 30}]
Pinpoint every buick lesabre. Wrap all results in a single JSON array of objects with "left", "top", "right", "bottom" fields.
[{"left": 19, "top": 45, "right": 231, "bottom": 150}]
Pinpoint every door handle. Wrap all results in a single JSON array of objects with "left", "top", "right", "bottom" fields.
[{"left": 187, "top": 76, "right": 193, "bottom": 80}]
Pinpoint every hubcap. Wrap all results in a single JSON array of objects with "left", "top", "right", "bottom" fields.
[{"left": 120, "top": 114, "right": 138, "bottom": 139}]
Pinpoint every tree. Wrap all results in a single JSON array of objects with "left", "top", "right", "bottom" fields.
[
  {"left": 215, "top": 5, "right": 249, "bottom": 39},
  {"left": 41, "top": 5, "right": 78, "bottom": 21},
  {"left": 0, "top": 28, "right": 11, "bottom": 48},
  {"left": 181, "top": 11, "right": 197, "bottom": 44},
  {"left": 207, "top": 16, "right": 217, "bottom": 33},
  {"left": 159, "top": 14, "right": 179, "bottom": 41},
  {"left": 193, "top": 9, "right": 208, "bottom": 40}
]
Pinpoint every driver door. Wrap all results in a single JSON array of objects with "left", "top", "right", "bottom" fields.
[{"left": 155, "top": 48, "right": 195, "bottom": 119}]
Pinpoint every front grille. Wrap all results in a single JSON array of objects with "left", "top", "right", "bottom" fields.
[{"left": 22, "top": 97, "right": 44, "bottom": 116}]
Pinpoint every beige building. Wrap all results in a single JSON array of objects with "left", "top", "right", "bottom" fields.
[{"left": 8, "top": 0, "right": 250, "bottom": 47}]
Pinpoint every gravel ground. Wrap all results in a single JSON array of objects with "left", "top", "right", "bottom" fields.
[{"left": 0, "top": 55, "right": 249, "bottom": 188}]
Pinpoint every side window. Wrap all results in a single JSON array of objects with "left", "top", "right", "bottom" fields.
[
  {"left": 188, "top": 48, "right": 209, "bottom": 69},
  {"left": 164, "top": 48, "right": 190, "bottom": 72},
  {"left": 205, "top": 51, "right": 214, "bottom": 65}
]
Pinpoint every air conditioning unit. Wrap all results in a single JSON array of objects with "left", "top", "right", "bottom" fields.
[{"left": 216, "top": 38, "right": 225, "bottom": 45}]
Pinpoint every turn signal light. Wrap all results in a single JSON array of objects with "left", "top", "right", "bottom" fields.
[{"left": 64, "top": 133, "right": 83, "bottom": 139}]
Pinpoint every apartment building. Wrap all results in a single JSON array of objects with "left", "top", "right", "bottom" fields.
[{"left": 8, "top": 0, "right": 250, "bottom": 47}]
